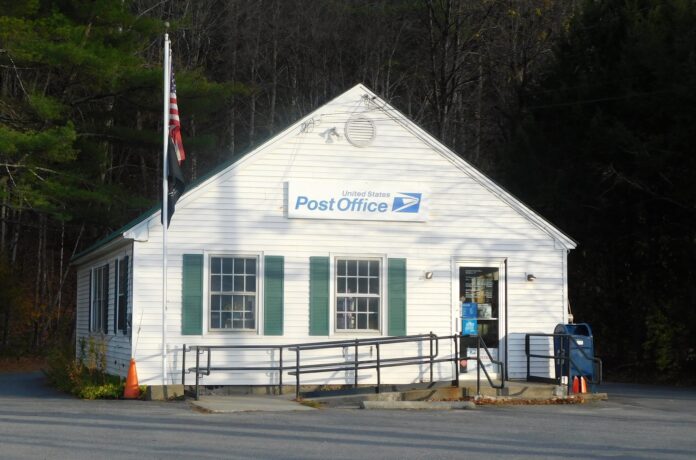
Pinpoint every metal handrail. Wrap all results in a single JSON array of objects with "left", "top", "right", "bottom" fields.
[
  {"left": 469, "top": 335, "right": 505, "bottom": 394},
  {"left": 525, "top": 333, "right": 603, "bottom": 394},
  {"left": 182, "top": 333, "right": 461, "bottom": 400},
  {"left": 182, "top": 333, "right": 506, "bottom": 400}
]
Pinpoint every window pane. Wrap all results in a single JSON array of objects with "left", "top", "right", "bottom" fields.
[
  {"left": 211, "top": 275, "right": 221, "bottom": 292},
  {"left": 337, "top": 298, "right": 348, "bottom": 312},
  {"left": 233, "top": 276, "right": 244, "bottom": 292},
  {"left": 357, "top": 298, "right": 367, "bottom": 312},
  {"left": 358, "top": 260, "right": 368, "bottom": 276},
  {"left": 347, "top": 277, "right": 357, "bottom": 293},
  {"left": 337, "top": 260, "right": 346, "bottom": 276},
  {"left": 358, "top": 278, "right": 368, "bottom": 294},
  {"left": 347, "top": 260, "right": 357, "bottom": 276},
  {"left": 211, "top": 312, "right": 220, "bottom": 328},
  {"left": 369, "top": 298, "right": 379, "bottom": 313},
  {"left": 221, "top": 312, "right": 232, "bottom": 328},
  {"left": 369, "top": 261, "right": 379, "bottom": 276},
  {"left": 222, "top": 257, "right": 232, "bottom": 274},
  {"left": 245, "top": 275, "right": 255, "bottom": 292},
  {"left": 369, "top": 278, "right": 379, "bottom": 294},
  {"left": 245, "top": 258, "right": 256, "bottom": 275},
  {"left": 211, "top": 258, "right": 221, "bottom": 274},
  {"left": 233, "top": 295, "right": 243, "bottom": 311},
  {"left": 221, "top": 295, "right": 232, "bottom": 311},
  {"left": 337, "top": 277, "right": 346, "bottom": 293},
  {"left": 245, "top": 296, "right": 255, "bottom": 312},
  {"left": 369, "top": 314, "right": 378, "bottom": 330},
  {"left": 210, "top": 295, "right": 220, "bottom": 311},
  {"left": 222, "top": 275, "right": 232, "bottom": 292},
  {"left": 357, "top": 314, "right": 367, "bottom": 329},
  {"left": 233, "top": 259, "right": 244, "bottom": 274},
  {"left": 233, "top": 318, "right": 243, "bottom": 329}
]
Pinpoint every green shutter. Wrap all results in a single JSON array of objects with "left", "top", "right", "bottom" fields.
[
  {"left": 113, "top": 260, "right": 119, "bottom": 334},
  {"left": 88, "top": 269, "right": 93, "bottom": 332},
  {"left": 182, "top": 254, "right": 203, "bottom": 335},
  {"left": 102, "top": 264, "right": 109, "bottom": 334},
  {"left": 309, "top": 256, "right": 329, "bottom": 336},
  {"left": 388, "top": 258, "right": 407, "bottom": 336},
  {"left": 264, "top": 256, "right": 284, "bottom": 336}
]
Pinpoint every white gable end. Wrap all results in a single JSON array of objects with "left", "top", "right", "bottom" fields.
[{"left": 134, "top": 84, "right": 574, "bottom": 250}]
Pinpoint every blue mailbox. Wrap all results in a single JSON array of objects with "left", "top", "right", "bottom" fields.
[{"left": 553, "top": 323, "right": 595, "bottom": 380}]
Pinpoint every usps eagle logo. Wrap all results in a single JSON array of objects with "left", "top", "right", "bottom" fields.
[{"left": 392, "top": 193, "right": 422, "bottom": 213}]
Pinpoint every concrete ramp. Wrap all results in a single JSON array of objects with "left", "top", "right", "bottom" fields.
[{"left": 190, "top": 395, "right": 316, "bottom": 413}]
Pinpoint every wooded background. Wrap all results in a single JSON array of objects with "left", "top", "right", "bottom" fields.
[{"left": 1, "top": 0, "right": 694, "bottom": 382}]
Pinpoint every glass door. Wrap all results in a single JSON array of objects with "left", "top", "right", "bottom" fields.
[{"left": 458, "top": 266, "right": 501, "bottom": 376}]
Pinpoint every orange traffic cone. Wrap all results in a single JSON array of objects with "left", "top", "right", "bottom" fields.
[
  {"left": 124, "top": 358, "right": 140, "bottom": 399},
  {"left": 580, "top": 376, "right": 588, "bottom": 394},
  {"left": 572, "top": 376, "right": 580, "bottom": 394}
]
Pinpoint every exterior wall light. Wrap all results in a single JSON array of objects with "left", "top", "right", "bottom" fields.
[
  {"left": 526, "top": 274, "right": 536, "bottom": 282},
  {"left": 425, "top": 271, "right": 434, "bottom": 279}
]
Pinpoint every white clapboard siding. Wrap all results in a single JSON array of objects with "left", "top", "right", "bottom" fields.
[
  {"left": 77, "top": 85, "right": 573, "bottom": 385},
  {"left": 75, "top": 243, "right": 133, "bottom": 378}
]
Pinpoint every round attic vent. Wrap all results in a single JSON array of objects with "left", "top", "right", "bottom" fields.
[{"left": 345, "top": 115, "right": 376, "bottom": 147}]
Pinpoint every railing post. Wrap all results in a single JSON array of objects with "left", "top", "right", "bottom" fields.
[
  {"left": 279, "top": 347, "right": 283, "bottom": 395},
  {"left": 525, "top": 335, "right": 530, "bottom": 381},
  {"left": 429, "top": 332, "right": 434, "bottom": 384},
  {"left": 181, "top": 344, "right": 186, "bottom": 387},
  {"left": 376, "top": 343, "right": 381, "bottom": 394},
  {"left": 295, "top": 347, "right": 300, "bottom": 400},
  {"left": 476, "top": 336, "right": 481, "bottom": 396},
  {"left": 206, "top": 346, "right": 211, "bottom": 376},
  {"left": 195, "top": 346, "right": 200, "bottom": 401},
  {"left": 566, "top": 336, "right": 572, "bottom": 395},
  {"left": 454, "top": 335, "right": 459, "bottom": 386},
  {"left": 354, "top": 339, "right": 359, "bottom": 388}
]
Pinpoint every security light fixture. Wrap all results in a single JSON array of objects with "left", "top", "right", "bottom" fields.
[
  {"left": 526, "top": 274, "right": 536, "bottom": 282},
  {"left": 425, "top": 271, "right": 433, "bottom": 279}
]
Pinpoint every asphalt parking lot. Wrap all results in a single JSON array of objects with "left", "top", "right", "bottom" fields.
[{"left": 0, "top": 372, "right": 695, "bottom": 459}]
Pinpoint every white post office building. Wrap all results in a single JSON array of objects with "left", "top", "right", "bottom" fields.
[{"left": 72, "top": 84, "right": 576, "bottom": 387}]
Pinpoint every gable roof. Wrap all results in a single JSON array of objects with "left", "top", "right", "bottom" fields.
[{"left": 72, "top": 84, "right": 575, "bottom": 265}]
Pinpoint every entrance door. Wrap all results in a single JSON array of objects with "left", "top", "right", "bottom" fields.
[{"left": 455, "top": 263, "right": 505, "bottom": 378}]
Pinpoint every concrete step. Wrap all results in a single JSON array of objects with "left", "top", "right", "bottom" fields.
[{"left": 306, "top": 381, "right": 570, "bottom": 407}]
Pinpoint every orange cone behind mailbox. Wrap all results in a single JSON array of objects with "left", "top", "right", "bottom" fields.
[{"left": 124, "top": 358, "right": 140, "bottom": 399}]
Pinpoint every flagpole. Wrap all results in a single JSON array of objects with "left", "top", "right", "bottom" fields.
[{"left": 161, "top": 33, "right": 171, "bottom": 386}]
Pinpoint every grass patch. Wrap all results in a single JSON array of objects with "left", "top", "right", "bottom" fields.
[{"left": 295, "top": 398, "right": 324, "bottom": 409}]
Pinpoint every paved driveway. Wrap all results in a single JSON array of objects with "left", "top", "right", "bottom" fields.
[{"left": 1, "top": 372, "right": 695, "bottom": 459}]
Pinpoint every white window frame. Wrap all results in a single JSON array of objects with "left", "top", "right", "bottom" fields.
[
  {"left": 90, "top": 264, "right": 109, "bottom": 333},
  {"left": 330, "top": 254, "right": 387, "bottom": 335},
  {"left": 204, "top": 252, "right": 262, "bottom": 333}
]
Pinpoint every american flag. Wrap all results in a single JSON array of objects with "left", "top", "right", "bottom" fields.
[
  {"left": 169, "top": 69, "right": 185, "bottom": 164},
  {"left": 163, "top": 62, "right": 186, "bottom": 227}
]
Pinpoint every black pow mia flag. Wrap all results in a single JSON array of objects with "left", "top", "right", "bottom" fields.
[{"left": 162, "top": 136, "right": 186, "bottom": 227}]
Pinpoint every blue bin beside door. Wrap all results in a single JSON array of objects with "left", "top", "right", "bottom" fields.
[{"left": 553, "top": 323, "right": 595, "bottom": 381}]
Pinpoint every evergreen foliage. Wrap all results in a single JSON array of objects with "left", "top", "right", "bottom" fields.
[{"left": 509, "top": 0, "right": 696, "bottom": 380}]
